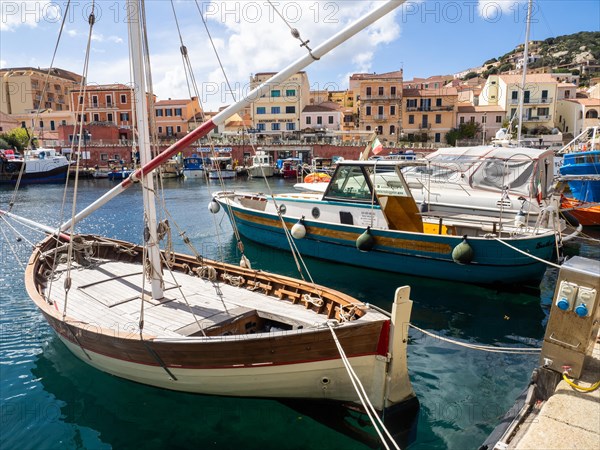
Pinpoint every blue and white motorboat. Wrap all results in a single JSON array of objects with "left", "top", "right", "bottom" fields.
[
  {"left": 214, "top": 159, "right": 561, "bottom": 286},
  {"left": 183, "top": 155, "right": 206, "bottom": 179},
  {"left": 0, "top": 148, "right": 71, "bottom": 185},
  {"left": 558, "top": 127, "right": 600, "bottom": 203}
]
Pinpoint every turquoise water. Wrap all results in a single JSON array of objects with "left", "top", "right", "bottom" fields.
[{"left": 1, "top": 178, "right": 598, "bottom": 449}]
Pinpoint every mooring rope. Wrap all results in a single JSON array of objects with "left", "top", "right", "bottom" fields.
[
  {"left": 326, "top": 321, "right": 400, "bottom": 450},
  {"left": 492, "top": 236, "right": 562, "bottom": 269}
]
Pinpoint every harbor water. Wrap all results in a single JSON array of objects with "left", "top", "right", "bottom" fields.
[{"left": 1, "top": 178, "right": 598, "bottom": 449}]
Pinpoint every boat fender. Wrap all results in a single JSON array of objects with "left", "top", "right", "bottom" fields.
[
  {"left": 514, "top": 209, "right": 526, "bottom": 227},
  {"left": 208, "top": 199, "right": 221, "bottom": 214},
  {"left": 356, "top": 227, "right": 375, "bottom": 252},
  {"left": 291, "top": 217, "right": 307, "bottom": 239},
  {"left": 452, "top": 235, "right": 474, "bottom": 264},
  {"left": 240, "top": 255, "right": 252, "bottom": 269},
  {"left": 419, "top": 201, "right": 429, "bottom": 213}
]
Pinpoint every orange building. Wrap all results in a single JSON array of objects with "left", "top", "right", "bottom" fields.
[
  {"left": 154, "top": 97, "right": 201, "bottom": 139},
  {"left": 350, "top": 70, "right": 403, "bottom": 143}
]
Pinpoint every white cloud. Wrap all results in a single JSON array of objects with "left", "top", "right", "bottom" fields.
[
  {"left": 0, "top": 0, "right": 60, "bottom": 32},
  {"left": 0, "top": 59, "right": 7, "bottom": 68},
  {"left": 477, "top": 0, "right": 527, "bottom": 20}
]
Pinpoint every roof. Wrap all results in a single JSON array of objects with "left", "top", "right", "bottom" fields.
[
  {"left": 82, "top": 83, "right": 132, "bottom": 91},
  {"left": 349, "top": 70, "right": 403, "bottom": 80},
  {"left": 0, "top": 67, "right": 82, "bottom": 82},
  {"left": 302, "top": 104, "right": 339, "bottom": 113},
  {"left": 498, "top": 73, "right": 557, "bottom": 84},
  {"left": 565, "top": 98, "right": 600, "bottom": 106}
]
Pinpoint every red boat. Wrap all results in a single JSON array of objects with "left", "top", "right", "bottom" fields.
[{"left": 561, "top": 196, "right": 600, "bottom": 227}]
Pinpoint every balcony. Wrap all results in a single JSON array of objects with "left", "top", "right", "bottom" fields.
[
  {"left": 418, "top": 123, "right": 431, "bottom": 130},
  {"left": 509, "top": 97, "right": 553, "bottom": 105},
  {"left": 362, "top": 94, "right": 400, "bottom": 101},
  {"left": 523, "top": 115, "right": 552, "bottom": 122},
  {"left": 374, "top": 114, "right": 387, "bottom": 121}
]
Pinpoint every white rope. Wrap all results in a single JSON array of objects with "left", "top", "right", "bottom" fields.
[
  {"left": 409, "top": 324, "right": 541, "bottom": 354},
  {"left": 0, "top": 223, "right": 27, "bottom": 270},
  {"left": 327, "top": 322, "right": 400, "bottom": 450},
  {"left": 492, "top": 236, "right": 562, "bottom": 269}
]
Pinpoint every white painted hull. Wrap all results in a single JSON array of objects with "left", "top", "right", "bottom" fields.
[
  {"left": 183, "top": 169, "right": 204, "bottom": 179},
  {"left": 248, "top": 166, "right": 275, "bottom": 178},
  {"left": 58, "top": 336, "right": 398, "bottom": 405},
  {"left": 208, "top": 170, "right": 236, "bottom": 179}
]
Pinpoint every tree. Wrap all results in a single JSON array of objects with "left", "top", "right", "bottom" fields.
[
  {"left": 463, "top": 72, "right": 478, "bottom": 80},
  {"left": 0, "top": 127, "right": 31, "bottom": 151},
  {"left": 0, "top": 138, "right": 10, "bottom": 149},
  {"left": 445, "top": 122, "right": 482, "bottom": 146}
]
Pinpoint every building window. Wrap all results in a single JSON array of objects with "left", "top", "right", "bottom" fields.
[
  {"left": 306, "top": 116, "right": 312, "bottom": 125},
  {"left": 390, "top": 105, "right": 396, "bottom": 115},
  {"left": 422, "top": 115, "right": 428, "bottom": 127},
  {"left": 406, "top": 99, "right": 417, "bottom": 109},
  {"left": 377, "top": 125, "right": 383, "bottom": 134},
  {"left": 39, "top": 120, "right": 44, "bottom": 128},
  {"left": 120, "top": 94, "right": 127, "bottom": 103},
  {"left": 538, "top": 107, "right": 549, "bottom": 117},
  {"left": 92, "top": 95, "right": 98, "bottom": 106},
  {"left": 482, "top": 115, "right": 487, "bottom": 124},
  {"left": 378, "top": 86, "right": 384, "bottom": 96},
  {"left": 365, "top": 106, "right": 371, "bottom": 116},
  {"left": 156, "top": 109, "right": 163, "bottom": 116},
  {"left": 119, "top": 112, "right": 129, "bottom": 122},
  {"left": 93, "top": 113, "right": 100, "bottom": 122},
  {"left": 496, "top": 115, "right": 502, "bottom": 123},
  {"left": 470, "top": 116, "right": 475, "bottom": 123},
  {"left": 257, "top": 107, "right": 266, "bottom": 114},
  {"left": 420, "top": 99, "right": 431, "bottom": 111},
  {"left": 79, "top": 96, "right": 83, "bottom": 104},
  {"left": 366, "top": 125, "right": 372, "bottom": 131},
  {"left": 564, "top": 90, "right": 571, "bottom": 99},
  {"left": 106, "top": 94, "right": 112, "bottom": 105},
  {"left": 107, "top": 113, "right": 113, "bottom": 122},
  {"left": 100, "top": 153, "right": 108, "bottom": 161},
  {"left": 285, "top": 89, "right": 296, "bottom": 96},
  {"left": 435, "top": 114, "right": 441, "bottom": 124},
  {"left": 390, "top": 125, "right": 395, "bottom": 135},
  {"left": 435, "top": 133, "right": 441, "bottom": 143},
  {"left": 174, "top": 108, "right": 182, "bottom": 116},
  {"left": 366, "top": 87, "right": 372, "bottom": 96},
  {"left": 285, "top": 106, "right": 295, "bottom": 114},
  {"left": 165, "top": 109, "right": 173, "bottom": 117},
  {"left": 436, "top": 98, "right": 442, "bottom": 107},
  {"left": 391, "top": 86, "right": 396, "bottom": 96},
  {"left": 50, "top": 120, "right": 55, "bottom": 131},
  {"left": 317, "top": 116, "right": 323, "bottom": 125},
  {"left": 460, "top": 116, "right": 465, "bottom": 124},
  {"left": 271, "top": 123, "right": 280, "bottom": 131},
  {"left": 408, "top": 115, "right": 414, "bottom": 124},
  {"left": 328, "top": 116, "right": 334, "bottom": 124},
  {"left": 378, "top": 106, "right": 384, "bottom": 115},
  {"left": 158, "top": 127, "right": 163, "bottom": 133},
  {"left": 166, "top": 126, "right": 173, "bottom": 136},
  {"left": 271, "top": 106, "right": 281, "bottom": 114},
  {"left": 286, "top": 123, "right": 295, "bottom": 131},
  {"left": 176, "top": 126, "right": 181, "bottom": 133},
  {"left": 271, "top": 90, "right": 281, "bottom": 97},
  {"left": 257, "top": 123, "right": 265, "bottom": 131},
  {"left": 541, "top": 90, "right": 548, "bottom": 100},
  {"left": 511, "top": 91, "right": 518, "bottom": 101}
]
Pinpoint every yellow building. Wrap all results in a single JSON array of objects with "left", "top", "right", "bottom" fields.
[
  {"left": 250, "top": 72, "right": 309, "bottom": 136},
  {"left": 350, "top": 70, "right": 403, "bottom": 143},
  {"left": 0, "top": 67, "right": 82, "bottom": 115},
  {"left": 401, "top": 85, "right": 458, "bottom": 144}
]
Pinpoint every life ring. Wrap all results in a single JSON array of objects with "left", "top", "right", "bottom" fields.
[{"left": 304, "top": 172, "right": 331, "bottom": 183}]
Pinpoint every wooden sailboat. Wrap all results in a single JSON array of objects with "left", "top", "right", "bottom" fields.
[{"left": 3, "top": 0, "right": 417, "bottom": 422}]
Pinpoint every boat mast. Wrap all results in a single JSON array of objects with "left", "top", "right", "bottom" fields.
[
  {"left": 517, "top": 0, "right": 533, "bottom": 144},
  {"left": 127, "top": 0, "right": 164, "bottom": 299},
  {"left": 59, "top": 0, "right": 406, "bottom": 231}
]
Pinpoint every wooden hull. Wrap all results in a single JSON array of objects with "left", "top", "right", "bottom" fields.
[
  {"left": 561, "top": 197, "right": 600, "bottom": 227},
  {"left": 26, "top": 235, "right": 415, "bottom": 411}
]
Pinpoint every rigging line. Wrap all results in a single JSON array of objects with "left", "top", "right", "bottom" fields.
[
  {"left": 327, "top": 322, "right": 398, "bottom": 450},
  {"left": 0, "top": 223, "right": 27, "bottom": 270},
  {"left": 8, "top": 0, "right": 73, "bottom": 211},
  {"left": 492, "top": 236, "right": 561, "bottom": 269},
  {"left": 62, "top": 2, "right": 97, "bottom": 320},
  {"left": 0, "top": 216, "right": 36, "bottom": 249},
  {"left": 266, "top": 0, "right": 319, "bottom": 61}
]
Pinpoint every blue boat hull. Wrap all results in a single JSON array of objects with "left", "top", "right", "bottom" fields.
[
  {"left": 0, "top": 166, "right": 69, "bottom": 185},
  {"left": 223, "top": 206, "right": 555, "bottom": 285},
  {"left": 560, "top": 151, "right": 600, "bottom": 203}
]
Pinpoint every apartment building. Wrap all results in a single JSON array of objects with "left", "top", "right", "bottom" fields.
[
  {"left": 556, "top": 81, "right": 600, "bottom": 135},
  {"left": 154, "top": 97, "right": 201, "bottom": 139},
  {"left": 401, "top": 84, "right": 458, "bottom": 144},
  {"left": 456, "top": 105, "right": 506, "bottom": 143},
  {"left": 301, "top": 103, "right": 342, "bottom": 132},
  {"left": 479, "top": 74, "right": 559, "bottom": 131},
  {"left": 351, "top": 70, "right": 403, "bottom": 143},
  {"left": 249, "top": 72, "right": 310, "bottom": 136},
  {"left": 0, "top": 67, "right": 82, "bottom": 115}
]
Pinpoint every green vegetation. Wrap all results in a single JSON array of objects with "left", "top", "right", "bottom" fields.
[
  {"left": 0, "top": 128, "right": 32, "bottom": 151},
  {"left": 445, "top": 122, "right": 482, "bottom": 146}
]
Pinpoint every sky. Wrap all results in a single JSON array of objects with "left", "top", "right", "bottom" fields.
[{"left": 1, "top": 0, "right": 599, "bottom": 110}]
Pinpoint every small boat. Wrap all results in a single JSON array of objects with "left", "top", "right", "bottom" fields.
[
  {"left": 3, "top": 1, "right": 418, "bottom": 430},
  {"left": 107, "top": 167, "right": 134, "bottom": 180},
  {"left": 247, "top": 150, "right": 275, "bottom": 178},
  {"left": 160, "top": 157, "right": 183, "bottom": 179},
  {"left": 561, "top": 196, "right": 600, "bottom": 227},
  {"left": 207, "top": 156, "right": 236, "bottom": 179},
  {"left": 91, "top": 167, "right": 111, "bottom": 178},
  {"left": 279, "top": 157, "right": 303, "bottom": 178},
  {"left": 557, "top": 126, "right": 600, "bottom": 203},
  {"left": 0, "top": 147, "right": 71, "bottom": 185},
  {"left": 304, "top": 172, "right": 331, "bottom": 183},
  {"left": 182, "top": 156, "right": 206, "bottom": 179},
  {"left": 214, "top": 159, "right": 561, "bottom": 286}
]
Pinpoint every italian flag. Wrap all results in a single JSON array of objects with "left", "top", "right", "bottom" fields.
[{"left": 372, "top": 137, "right": 383, "bottom": 155}]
